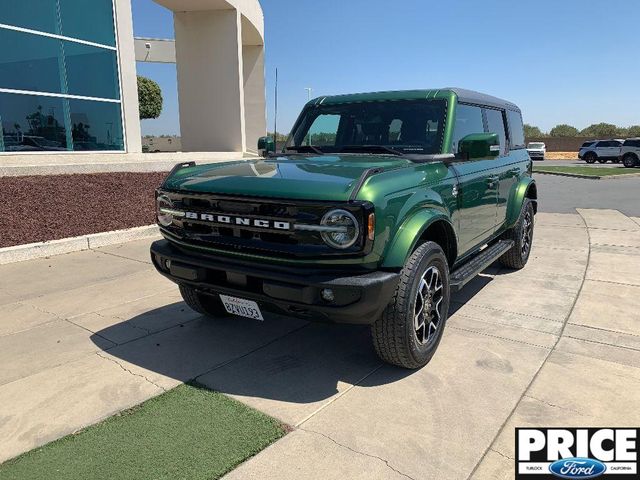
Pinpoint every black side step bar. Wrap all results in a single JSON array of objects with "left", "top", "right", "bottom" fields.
[{"left": 450, "top": 240, "right": 514, "bottom": 292}]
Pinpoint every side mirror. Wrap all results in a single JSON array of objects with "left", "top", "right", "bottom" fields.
[
  {"left": 258, "top": 136, "right": 275, "bottom": 157},
  {"left": 459, "top": 133, "right": 500, "bottom": 159}
]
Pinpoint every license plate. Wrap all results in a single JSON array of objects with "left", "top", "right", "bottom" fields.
[{"left": 219, "top": 294, "right": 264, "bottom": 321}]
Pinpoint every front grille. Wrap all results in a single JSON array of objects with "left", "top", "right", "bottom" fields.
[{"left": 160, "top": 191, "right": 371, "bottom": 258}]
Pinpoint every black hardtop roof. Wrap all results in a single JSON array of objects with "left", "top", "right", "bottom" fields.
[{"left": 315, "top": 87, "right": 521, "bottom": 113}]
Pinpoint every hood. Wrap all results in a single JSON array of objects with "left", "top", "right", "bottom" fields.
[{"left": 162, "top": 154, "right": 411, "bottom": 201}]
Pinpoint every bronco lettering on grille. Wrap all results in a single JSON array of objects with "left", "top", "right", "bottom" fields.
[{"left": 185, "top": 212, "right": 291, "bottom": 230}]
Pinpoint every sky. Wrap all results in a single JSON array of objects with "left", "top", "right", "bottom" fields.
[{"left": 132, "top": 0, "right": 640, "bottom": 137}]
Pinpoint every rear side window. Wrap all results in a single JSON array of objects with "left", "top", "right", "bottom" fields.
[
  {"left": 506, "top": 110, "right": 525, "bottom": 149},
  {"left": 452, "top": 104, "right": 485, "bottom": 154},
  {"left": 484, "top": 108, "right": 507, "bottom": 156},
  {"left": 624, "top": 139, "right": 640, "bottom": 147}
]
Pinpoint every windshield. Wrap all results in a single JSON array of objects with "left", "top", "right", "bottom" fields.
[
  {"left": 527, "top": 143, "right": 545, "bottom": 149},
  {"left": 286, "top": 99, "right": 447, "bottom": 155}
]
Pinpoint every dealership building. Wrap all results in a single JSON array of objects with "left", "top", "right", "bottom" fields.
[{"left": 0, "top": 0, "right": 266, "bottom": 169}]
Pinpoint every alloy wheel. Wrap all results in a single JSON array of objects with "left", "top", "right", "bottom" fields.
[
  {"left": 413, "top": 266, "right": 444, "bottom": 345},
  {"left": 521, "top": 210, "right": 533, "bottom": 257}
]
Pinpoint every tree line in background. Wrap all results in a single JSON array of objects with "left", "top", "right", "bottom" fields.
[{"left": 525, "top": 123, "right": 640, "bottom": 138}]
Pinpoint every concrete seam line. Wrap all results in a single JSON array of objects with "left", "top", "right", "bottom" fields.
[
  {"left": 295, "top": 364, "right": 384, "bottom": 428},
  {"left": 95, "top": 351, "right": 168, "bottom": 393},
  {"left": 465, "top": 210, "right": 592, "bottom": 480},
  {"left": 299, "top": 428, "right": 417, "bottom": 480},
  {"left": 0, "top": 225, "right": 160, "bottom": 265}
]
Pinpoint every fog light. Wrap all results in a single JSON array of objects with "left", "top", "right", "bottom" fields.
[
  {"left": 321, "top": 288, "right": 335, "bottom": 302},
  {"left": 164, "top": 259, "right": 172, "bottom": 270}
]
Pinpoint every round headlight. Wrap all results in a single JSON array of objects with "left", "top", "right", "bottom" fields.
[
  {"left": 156, "top": 195, "right": 174, "bottom": 227},
  {"left": 320, "top": 209, "right": 360, "bottom": 249}
]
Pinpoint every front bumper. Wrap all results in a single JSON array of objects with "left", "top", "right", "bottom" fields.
[{"left": 150, "top": 240, "right": 399, "bottom": 324}]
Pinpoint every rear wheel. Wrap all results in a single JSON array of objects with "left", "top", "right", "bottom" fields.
[
  {"left": 372, "top": 242, "right": 450, "bottom": 369},
  {"left": 179, "top": 284, "right": 229, "bottom": 318},
  {"left": 499, "top": 199, "right": 535, "bottom": 270},
  {"left": 584, "top": 152, "right": 597, "bottom": 164},
  {"left": 623, "top": 153, "right": 638, "bottom": 168}
]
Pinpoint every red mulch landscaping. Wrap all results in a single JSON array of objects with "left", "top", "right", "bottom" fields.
[{"left": 0, "top": 172, "right": 169, "bottom": 248}]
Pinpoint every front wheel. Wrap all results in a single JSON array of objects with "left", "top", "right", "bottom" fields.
[
  {"left": 372, "top": 242, "right": 450, "bottom": 369},
  {"left": 179, "top": 284, "right": 229, "bottom": 318},
  {"left": 584, "top": 152, "right": 597, "bottom": 164},
  {"left": 499, "top": 198, "right": 535, "bottom": 269},
  {"left": 623, "top": 154, "right": 638, "bottom": 168}
]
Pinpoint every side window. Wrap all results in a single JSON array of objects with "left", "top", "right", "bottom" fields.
[
  {"left": 452, "top": 104, "right": 484, "bottom": 154},
  {"left": 507, "top": 110, "right": 525, "bottom": 149},
  {"left": 484, "top": 108, "right": 507, "bottom": 156},
  {"left": 304, "top": 114, "right": 340, "bottom": 146}
]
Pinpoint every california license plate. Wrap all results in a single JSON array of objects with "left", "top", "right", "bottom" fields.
[{"left": 219, "top": 294, "right": 264, "bottom": 321}]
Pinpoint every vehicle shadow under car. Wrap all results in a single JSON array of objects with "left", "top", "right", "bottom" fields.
[{"left": 90, "top": 268, "right": 497, "bottom": 407}]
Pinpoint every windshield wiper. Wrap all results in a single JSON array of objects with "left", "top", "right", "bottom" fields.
[
  {"left": 285, "top": 145, "right": 325, "bottom": 155},
  {"left": 339, "top": 145, "right": 405, "bottom": 156}
]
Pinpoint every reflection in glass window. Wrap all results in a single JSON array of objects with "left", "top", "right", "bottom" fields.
[
  {"left": 305, "top": 114, "right": 340, "bottom": 146},
  {"left": 452, "top": 104, "right": 484, "bottom": 153},
  {"left": 485, "top": 108, "right": 507, "bottom": 156},
  {"left": 507, "top": 110, "right": 525, "bottom": 149},
  {"left": 59, "top": 0, "right": 116, "bottom": 46},
  {"left": 0, "top": 0, "right": 116, "bottom": 47},
  {"left": 0, "top": 93, "right": 69, "bottom": 152},
  {"left": 68, "top": 99, "right": 123, "bottom": 151},
  {"left": 0, "top": 29, "right": 64, "bottom": 94},
  {"left": 0, "top": 1, "right": 60, "bottom": 36},
  {"left": 65, "top": 41, "right": 120, "bottom": 99}
]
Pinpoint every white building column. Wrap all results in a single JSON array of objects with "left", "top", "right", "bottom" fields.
[
  {"left": 174, "top": 9, "right": 246, "bottom": 152},
  {"left": 114, "top": 0, "right": 142, "bottom": 153}
]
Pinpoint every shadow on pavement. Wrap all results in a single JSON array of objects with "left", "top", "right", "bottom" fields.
[
  {"left": 90, "top": 268, "right": 499, "bottom": 405},
  {"left": 91, "top": 304, "right": 415, "bottom": 405}
]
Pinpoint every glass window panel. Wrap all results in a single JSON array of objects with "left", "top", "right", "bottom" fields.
[
  {"left": 64, "top": 41, "right": 120, "bottom": 99},
  {"left": 68, "top": 99, "right": 123, "bottom": 151},
  {"left": 0, "top": 92, "right": 69, "bottom": 152},
  {"left": 452, "top": 104, "right": 485, "bottom": 154},
  {"left": 507, "top": 110, "right": 525, "bottom": 149},
  {"left": 485, "top": 108, "right": 507, "bottom": 156},
  {"left": 0, "top": 28, "right": 64, "bottom": 94},
  {"left": 59, "top": 0, "right": 116, "bottom": 46},
  {"left": 0, "top": 1, "right": 60, "bottom": 35}
]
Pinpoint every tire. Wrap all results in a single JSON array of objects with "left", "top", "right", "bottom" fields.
[
  {"left": 623, "top": 153, "right": 638, "bottom": 168},
  {"left": 597, "top": 158, "right": 608, "bottom": 164},
  {"left": 499, "top": 198, "right": 535, "bottom": 270},
  {"left": 179, "top": 284, "right": 229, "bottom": 317},
  {"left": 372, "top": 241, "right": 450, "bottom": 369},
  {"left": 584, "top": 152, "right": 597, "bottom": 164}
]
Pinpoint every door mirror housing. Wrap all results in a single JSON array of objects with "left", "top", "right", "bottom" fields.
[
  {"left": 458, "top": 133, "right": 500, "bottom": 159},
  {"left": 258, "top": 136, "right": 276, "bottom": 157}
]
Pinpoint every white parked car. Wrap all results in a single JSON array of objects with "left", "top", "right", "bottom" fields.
[
  {"left": 578, "top": 139, "right": 622, "bottom": 164},
  {"left": 620, "top": 138, "right": 640, "bottom": 168},
  {"left": 526, "top": 142, "right": 546, "bottom": 161}
]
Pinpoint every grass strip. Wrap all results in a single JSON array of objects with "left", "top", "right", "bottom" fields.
[{"left": 0, "top": 383, "right": 287, "bottom": 480}]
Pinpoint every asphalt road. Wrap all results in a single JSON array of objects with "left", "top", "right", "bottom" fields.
[{"left": 534, "top": 172, "right": 640, "bottom": 216}]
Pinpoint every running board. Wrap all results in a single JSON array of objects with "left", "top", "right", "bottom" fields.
[{"left": 450, "top": 240, "right": 514, "bottom": 292}]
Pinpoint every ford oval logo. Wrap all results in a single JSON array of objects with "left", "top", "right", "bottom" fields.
[{"left": 549, "top": 458, "right": 607, "bottom": 479}]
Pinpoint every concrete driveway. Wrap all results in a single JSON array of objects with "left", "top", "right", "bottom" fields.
[{"left": 1, "top": 209, "right": 639, "bottom": 479}]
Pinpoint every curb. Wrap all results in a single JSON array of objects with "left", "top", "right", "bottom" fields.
[
  {"left": 0, "top": 225, "right": 160, "bottom": 265},
  {"left": 534, "top": 170, "right": 640, "bottom": 180}
]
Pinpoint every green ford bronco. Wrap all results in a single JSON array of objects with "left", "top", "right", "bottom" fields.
[{"left": 151, "top": 88, "right": 537, "bottom": 369}]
